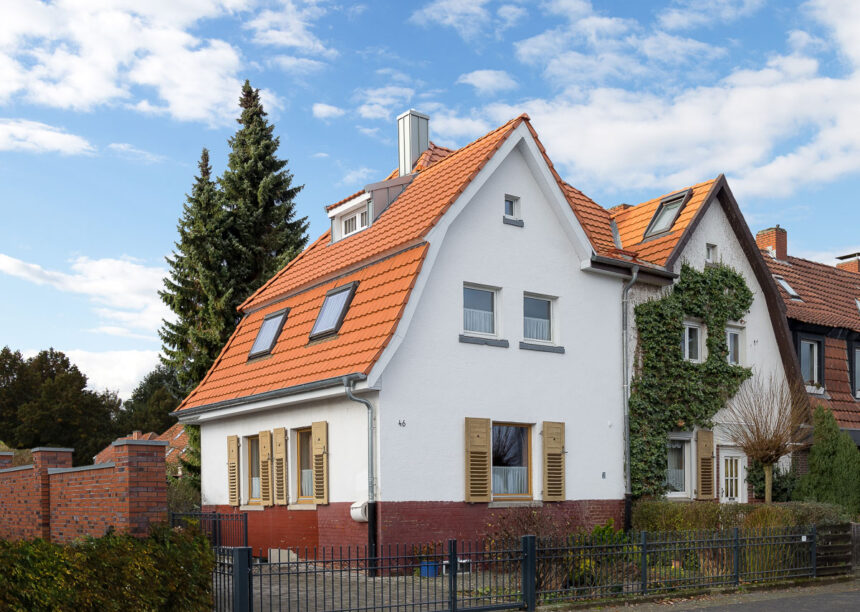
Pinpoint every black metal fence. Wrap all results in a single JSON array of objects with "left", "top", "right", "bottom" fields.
[
  {"left": 210, "top": 525, "right": 829, "bottom": 612},
  {"left": 170, "top": 511, "right": 248, "bottom": 548}
]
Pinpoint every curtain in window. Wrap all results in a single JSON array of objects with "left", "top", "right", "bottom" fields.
[
  {"left": 524, "top": 317, "right": 550, "bottom": 341},
  {"left": 665, "top": 440, "right": 685, "bottom": 492},
  {"left": 301, "top": 469, "right": 313, "bottom": 497},
  {"left": 800, "top": 341, "right": 816, "bottom": 384},
  {"left": 464, "top": 308, "right": 494, "bottom": 333},
  {"left": 492, "top": 466, "right": 528, "bottom": 495},
  {"left": 250, "top": 439, "right": 261, "bottom": 499}
]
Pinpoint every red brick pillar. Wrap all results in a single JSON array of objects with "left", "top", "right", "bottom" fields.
[
  {"left": 31, "top": 447, "right": 74, "bottom": 540},
  {"left": 0, "top": 451, "right": 12, "bottom": 469},
  {"left": 112, "top": 439, "right": 168, "bottom": 537}
]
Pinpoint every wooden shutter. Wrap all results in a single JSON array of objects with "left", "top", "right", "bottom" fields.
[
  {"left": 312, "top": 421, "right": 329, "bottom": 505},
  {"left": 259, "top": 430, "right": 273, "bottom": 506},
  {"left": 273, "top": 427, "right": 288, "bottom": 505},
  {"left": 227, "top": 435, "right": 240, "bottom": 507},
  {"left": 696, "top": 429, "right": 715, "bottom": 500},
  {"left": 465, "top": 417, "right": 491, "bottom": 502},
  {"left": 543, "top": 422, "right": 565, "bottom": 502}
]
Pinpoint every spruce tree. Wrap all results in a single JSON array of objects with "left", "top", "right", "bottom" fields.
[
  {"left": 160, "top": 149, "right": 230, "bottom": 393},
  {"left": 794, "top": 405, "right": 860, "bottom": 515},
  {"left": 220, "top": 80, "right": 308, "bottom": 302}
]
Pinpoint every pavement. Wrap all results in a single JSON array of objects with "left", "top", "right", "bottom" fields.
[{"left": 588, "top": 576, "right": 860, "bottom": 611}]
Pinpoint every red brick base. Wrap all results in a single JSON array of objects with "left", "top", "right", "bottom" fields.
[{"left": 205, "top": 499, "right": 624, "bottom": 553}]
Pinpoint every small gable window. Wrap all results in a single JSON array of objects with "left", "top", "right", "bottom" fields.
[
  {"left": 775, "top": 276, "right": 801, "bottom": 300},
  {"left": 248, "top": 309, "right": 289, "bottom": 359},
  {"left": 310, "top": 282, "right": 358, "bottom": 340},
  {"left": 644, "top": 190, "right": 690, "bottom": 238},
  {"left": 706, "top": 243, "right": 718, "bottom": 263}
]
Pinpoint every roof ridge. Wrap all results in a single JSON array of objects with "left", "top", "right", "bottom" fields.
[{"left": 786, "top": 254, "right": 860, "bottom": 279}]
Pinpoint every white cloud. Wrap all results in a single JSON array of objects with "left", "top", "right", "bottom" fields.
[
  {"left": 0, "top": 1, "right": 254, "bottom": 125},
  {"left": 497, "top": 4, "right": 528, "bottom": 31},
  {"left": 793, "top": 245, "right": 860, "bottom": 266},
  {"left": 659, "top": 0, "right": 765, "bottom": 31},
  {"left": 245, "top": 0, "right": 337, "bottom": 59},
  {"left": 107, "top": 142, "right": 165, "bottom": 164},
  {"left": 410, "top": 0, "right": 492, "bottom": 40},
  {"left": 457, "top": 69, "right": 518, "bottom": 94},
  {"left": 356, "top": 86, "right": 414, "bottom": 120},
  {"left": 271, "top": 55, "right": 326, "bottom": 75},
  {"left": 63, "top": 349, "right": 160, "bottom": 399},
  {"left": 312, "top": 102, "right": 346, "bottom": 119},
  {"left": 311, "top": 152, "right": 329, "bottom": 158},
  {"left": 0, "top": 119, "right": 93, "bottom": 154},
  {"left": 339, "top": 167, "right": 375, "bottom": 186},
  {"left": 430, "top": 112, "right": 492, "bottom": 147},
  {"left": 0, "top": 253, "right": 169, "bottom": 339}
]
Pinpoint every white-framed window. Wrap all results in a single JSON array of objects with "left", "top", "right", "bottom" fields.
[
  {"left": 682, "top": 323, "right": 703, "bottom": 362},
  {"left": 800, "top": 339, "right": 820, "bottom": 385},
  {"left": 665, "top": 435, "right": 692, "bottom": 497},
  {"left": 342, "top": 208, "right": 369, "bottom": 237},
  {"left": 247, "top": 435, "right": 261, "bottom": 504},
  {"left": 706, "top": 243, "right": 718, "bottom": 263},
  {"left": 523, "top": 294, "right": 553, "bottom": 343},
  {"left": 463, "top": 285, "right": 497, "bottom": 336},
  {"left": 504, "top": 195, "right": 520, "bottom": 220},
  {"left": 644, "top": 190, "right": 689, "bottom": 238},
  {"left": 492, "top": 423, "right": 531, "bottom": 499},
  {"left": 854, "top": 347, "right": 860, "bottom": 398},
  {"left": 726, "top": 327, "right": 742, "bottom": 365}
]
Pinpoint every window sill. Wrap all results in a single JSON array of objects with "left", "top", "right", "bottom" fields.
[
  {"left": 519, "top": 341, "right": 564, "bottom": 354},
  {"left": 806, "top": 385, "right": 826, "bottom": 395},
  {"left": 459, "top": 334, "right": 509, "bottom": 348},
  {"left": 240, "top": 504, "right": 264, "bottom": 511},
  {"left": 488, "top": 500, "right": 542, "bottom": 509},
  {"left": 502, "top": 216, "right": 524, "bottom": 228},
  {"left": 288, "top": 503, "right": 317, "bottom": 511}
]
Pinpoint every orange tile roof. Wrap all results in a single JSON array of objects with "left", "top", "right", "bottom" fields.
[
  {"left": 382, "top": 142, "right": 454, "bottom": 180},
  {"left": 158, "top": 422, "right": 189, "bottom": 465},
  {"left": 179, "top": 244, "right": 428, "bottom": 410},
  {"left": 325, "top": 190, "right": 365, "bottom": 212},
  {"left": 611, "top": 179, "right": 717, "bottom": 267}
]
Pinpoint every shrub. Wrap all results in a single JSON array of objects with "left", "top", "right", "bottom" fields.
[
  {"left": 167, "top": 470, "right": 201, "bottom": 513},
  {"left": 747, "top": 460, "right": 797, "bottom": 502},
  {"left": 632, "top": 500, "right": 849, "bottom": 531},
  {"left": 0, "top": 524, "right": 213, "bottom": 611}
]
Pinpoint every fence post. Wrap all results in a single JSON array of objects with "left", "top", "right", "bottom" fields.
[
  {"left": 733, "top": 527, "right": 740, "bottom": 585},
  {"left": 521, "top": 535, "right": 537, "bottom": 612},
  {"left": 243, "top": 512, "right": 249, "bottom": 547},
  {"left": 232, "top": 547, "right": 253, "bottom": 612},
  {"left": 811, "top": 525, "right": 817, "bottom": 578},
  {"left": 640, "top": 531, "right": 648, "bottom": 595},
  {"left": 448, "top": 539, "right": 458, "bottom": 612}
]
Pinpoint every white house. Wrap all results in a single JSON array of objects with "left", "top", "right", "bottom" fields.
[{"left": 175, "top": 111, "right": 799, "bottom": 554}]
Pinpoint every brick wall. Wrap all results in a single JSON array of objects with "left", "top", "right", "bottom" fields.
[{"left": 0, "top": 439, "right": 167, "bottom": 543}]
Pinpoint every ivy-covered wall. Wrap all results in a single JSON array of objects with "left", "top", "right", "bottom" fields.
[{"left": 629, "top": 263, "right": 754, "bottom": 497}]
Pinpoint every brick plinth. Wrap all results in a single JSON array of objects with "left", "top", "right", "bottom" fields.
[{"left": 0, "top": 452, "right": 12, "bottom": 469}]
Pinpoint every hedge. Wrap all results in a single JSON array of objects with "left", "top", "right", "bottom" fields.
[
  {"left": 0, "top": 524, "right": 214, "bottom": 611},
  {"left": 632, "top": 500, "right": 849, "bottom": 531}
]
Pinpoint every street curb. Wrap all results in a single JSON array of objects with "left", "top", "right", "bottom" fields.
[{"left": 538, "top": 574, "right": 856, "bottom": 610}]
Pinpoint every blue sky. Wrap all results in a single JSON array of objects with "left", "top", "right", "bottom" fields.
[{"left": 1, "top": 0, "right": 859, "bottom": 397}]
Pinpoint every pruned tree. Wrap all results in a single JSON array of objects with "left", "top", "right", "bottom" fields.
[{"left": 722, "top": 373, "right": 810, "bottom": 503}]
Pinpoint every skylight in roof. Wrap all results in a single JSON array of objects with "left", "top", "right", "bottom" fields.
[
  {"left": 775, "top": 277, "right": 802, "bottom": 300},
  {"left": 644, "top": 190, "right": 691, "bottom": 238},
  {"left": 310, "top": 282, "right": 358, "bottom": 340},
  {"left": 249, "top": 309, "right": 289, "bottom": 358}
]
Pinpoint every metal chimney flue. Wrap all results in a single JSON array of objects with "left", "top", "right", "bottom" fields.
[{"left": 397, "top": 109, "right": 429, "bottom": 177}]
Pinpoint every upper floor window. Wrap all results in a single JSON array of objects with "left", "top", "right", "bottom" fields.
[
  {"left": 523, "top": 295, "right": 552, "bottom": 342},
  {"left": 644, "top": 190, "right": 690, "bottom": 238},
  {"left": 343, "top": 209, "right": 368, "bottom": 237},
  {"left": 504, "top": 195, "right": 520, "bottom": 219},
  {"left": 854, "top": 347, "right": 860, "bottom": 398},
  {"left": 248, "top": 309, "right": 289, "bottom": 359},
  {"left": 492, "top": 423, "right": 530, "bottom": 499},
  {"left": 464, "top": 285, "right": 496, "bottom": 336},
  {"left": 726, "top": 327, "right": 742, "bottom": 365},
  {"left": 800, "top": 338, "right": 821, "bottom": 386},
  {"left": 706, "top": 243, "right": 718, "bottom": 264},
  {"left": 310, "top": 283, "right": 358, "bottom": 340},
  {"left": 683, "top": 323, "right": 702, "bottom": 362}
]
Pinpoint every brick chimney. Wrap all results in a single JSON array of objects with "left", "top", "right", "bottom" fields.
[
  {"left": 836, "top": 252, "right": 860, "bottom": 274},
  {"left": 756, "top": 225, "right": 787, "bottom": 260}
]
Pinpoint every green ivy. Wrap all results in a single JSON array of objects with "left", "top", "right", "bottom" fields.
[{"left": 629, "top": 263, "right": 754, "bottom": 497}]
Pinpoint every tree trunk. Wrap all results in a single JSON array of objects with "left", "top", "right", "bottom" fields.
[{"left": 764, "top": 463, "right": 773, "bottom": 504}]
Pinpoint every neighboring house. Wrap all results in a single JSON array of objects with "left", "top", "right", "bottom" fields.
[
  {"left": 756, "top": 226, "right": 860, "bottom": 448},
  {"left": 174, "top": 111, "right": 798, "bottom": 554}
]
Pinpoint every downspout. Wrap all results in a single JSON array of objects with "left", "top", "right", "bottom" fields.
[
  {"left": 343, "top": 374, "right": 377, "bottom": 572},
  {"left": 621, "top": 265, "right": 639, "bottom": 531}
]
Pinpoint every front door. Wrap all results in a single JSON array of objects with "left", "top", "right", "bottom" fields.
[{"left": 720, "top": 449, "right": 747, "bottom": 503}]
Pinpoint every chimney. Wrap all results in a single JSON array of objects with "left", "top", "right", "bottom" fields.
[
  {"left": 836, "top": 252, "right": 860, "bottom": 274},
  {"left": 397, "top": 109, "right": 429, "bottom": 177},
  {"left": 756, "top": 225, "right": 787, "bottom": 260}
]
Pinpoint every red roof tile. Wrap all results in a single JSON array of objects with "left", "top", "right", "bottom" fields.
[{"left": 157, "top": 423, "right": 189, "bottom": 465}]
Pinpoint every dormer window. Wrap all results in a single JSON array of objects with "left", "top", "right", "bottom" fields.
[
  {"left": 310, "top": 282, "right": 358, "bottom": 340},
  {"left": 343, "top": 209, "right": 368, "bottom": 237},
  {"left": 249, "top": 309, "right": 289, "bottom": 359},
  {"left": 644, "top": 190, "right": 691, "bottom": 238},
  {"left": 328, "top": 192, "right": 372, "bottom": 242}
]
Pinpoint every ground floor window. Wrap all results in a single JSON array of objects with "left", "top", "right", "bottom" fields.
[
  {"left": 297, "top": 428, "right": 313, "bottom": 501},
  {"left": 492, "top": 423, "right": 530, "bottom": 499},
  {"left": 247, "top": 435, "right": 260, "bottom": 503},
  {"left": 664, "top": 437, "right": 691, "bottom": 497}
]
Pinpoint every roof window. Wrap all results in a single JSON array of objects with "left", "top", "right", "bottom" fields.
[
  {"left": 775, "top": 277, "right": 802, "bottom": 300},
  {"left": 644, "top": 190, "right": 691, "bottom": 238},
  {"left": 310, "top": 282, "right": 358, "bottom": 340},
  {"left": 249, "top": 309, "right": 289, "bottom": 359}
]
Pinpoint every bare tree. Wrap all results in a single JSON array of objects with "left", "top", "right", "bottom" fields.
[{"left": 722, "top": 374, "right": 810, "bottom": 503}]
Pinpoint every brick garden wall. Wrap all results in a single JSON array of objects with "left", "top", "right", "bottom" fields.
[{"left": 0, "top": 440, "right": 167, "bottom": 543}]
